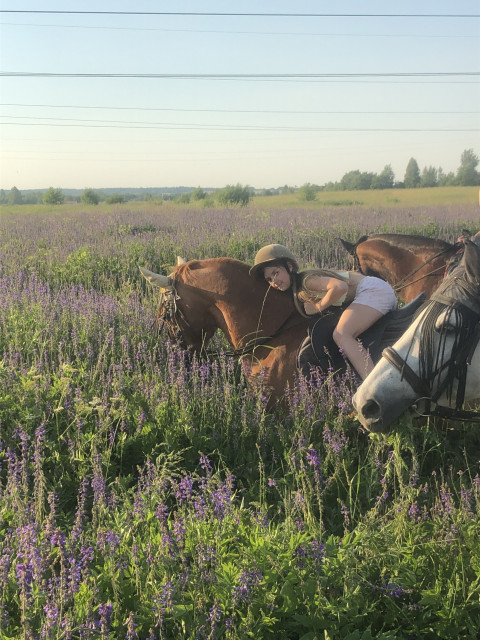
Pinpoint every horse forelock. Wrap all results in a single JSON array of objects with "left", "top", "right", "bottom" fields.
[{"left": 418, "top": 299, "right": 478, "bottom": 403}]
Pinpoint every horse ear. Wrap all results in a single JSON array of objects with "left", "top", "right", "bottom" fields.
[
  {"left": 139, "top": 266, "right": 171, "bottom": 288},
  {"left": 177, "top": 256, "right": 187, "bottom": 265},
  {"left": 337, "top": 237, "right": 356, "bottom": 255}
]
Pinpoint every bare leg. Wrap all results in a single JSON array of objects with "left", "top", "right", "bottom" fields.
[{"left": 332, "top": 303, "right": 384, "bottom": 380}]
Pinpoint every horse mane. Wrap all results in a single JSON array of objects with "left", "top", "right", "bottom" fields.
[
  {"left": 370, "top": 233, "right": 454, "bottom": 252},
  {"left": 416, "top": 248, "right": 480, "bottom": 406},
  {"left": 173, "top": 257, "right": 251, "bottom": 288},
  {"left": 175, "top": 257, "right": 248, "bottom": 274}
]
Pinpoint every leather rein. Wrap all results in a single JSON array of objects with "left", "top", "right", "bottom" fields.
[{"left": 391, "top": 243, "right": 462, "bottom": 294}]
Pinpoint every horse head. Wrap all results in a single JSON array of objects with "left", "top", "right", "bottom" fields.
[
  {"left": 140, "top": 257, "right": 307, "bottom": 354},
  {"left": 353, "top": 242, "right": 480, "bottom": 431},
  {"left": 140, "top": 257, "right": 311, "bottom": 403},
  {"left": 140, "top": 260, "right": 220, "bottom": 353}
]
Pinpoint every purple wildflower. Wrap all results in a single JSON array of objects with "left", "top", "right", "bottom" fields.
[
  {"left": 98, "top": 602, "right": 113, "bottom": 638},
  {"left": 125, "top": 611, "right": 138, "bottom": 640},
  {"left": 153, "top": 581, "right": 175, "bottom": 628},
  {"left": 323, "top": 426, "right": 348, "bottom": 456},
  {"left": 232, "top": 568, "right": 263, "bottom": 606}
]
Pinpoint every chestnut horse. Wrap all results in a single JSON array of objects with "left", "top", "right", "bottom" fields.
[
  {"left": 140, "top": 258, "right": 310, "bottom": 403},
  {"left": 338, "top": 233, "right": 460, "bottom": 302}
]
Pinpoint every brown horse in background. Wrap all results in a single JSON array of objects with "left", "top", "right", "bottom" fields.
[
  {"left": 338, "top": 233, "right": 460, "bottom": 302},
  {"left": 140, "top": 258, "right": 310, "bottom": 403}
]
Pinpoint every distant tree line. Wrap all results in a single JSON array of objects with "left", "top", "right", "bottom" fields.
[
  {"left": 311, "top": 148, "right": 480, "bottom": 197},
  {"left": 1, "top": 148, "right": 478, "bottom": 207}
]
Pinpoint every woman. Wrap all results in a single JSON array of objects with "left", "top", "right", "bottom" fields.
[{"left": 250, "top": 244, "right": 397, "bottom": 380}]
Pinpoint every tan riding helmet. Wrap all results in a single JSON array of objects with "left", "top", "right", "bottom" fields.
[{"left": 249, "top": 244, "right": 299, "bottom": 277}]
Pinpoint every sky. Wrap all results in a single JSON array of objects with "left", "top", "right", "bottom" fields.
[{"left": 0, "top": 0, "right": 479, "bottom": 190}]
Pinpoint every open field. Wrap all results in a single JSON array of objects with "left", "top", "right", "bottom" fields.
[
  {"left": 1, "top": 196, "right": 480, "bottom": 639},
  {"left": 253, "top": 185, "right": 480, "bottom": 210}
]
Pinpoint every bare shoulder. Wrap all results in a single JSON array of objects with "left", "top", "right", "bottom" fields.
[
  {"left": 303, "top": 274, "right": 328, "bottom": 290},
  {"left": 304, "top": 273, "right": 347, "bottom": 291}
]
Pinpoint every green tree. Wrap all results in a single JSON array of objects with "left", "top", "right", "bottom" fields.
[
  {"left": 191, "top": 187, "right": 207, "bottom": 201},
  {"left": 43, "top": 187, "right": 64, "bottom": 205},
  {"left": 456, "top": 148, "right": 480, "bottom": 186},
  {"left": 0, "top": 189, "right": 7, "bottom": 204},
  {"left": 438, "top": 169, "right": 456, "bottom": 186},
  {"left": 420, "top": 166, "right": 438, "bottom": 188},
  {"left": 175, "top": 193, "right": 191, "bottom": 204},
  {"left": 340, "top": 170, "right": 375, "bottom": 191},
  {"left": 371, "top": 164, "right": 395, "bottom": 190},
  {"left": 404, "top": 158, "right": 420, "bottom": 188},
  {"left": 216, "top": 184, "right": 251, "bottom": 207},
  {"left": 8, "top": 186, "right": 23, "bottom": 205},
  {"left": 81, "top": 188, "right": 100, "bottom": 205},
  {"left": 298, "top": 183, "right": 317, "bottom": 201},
  {"left": 106, "top": 193, "right": 126, "bottom": 204}
]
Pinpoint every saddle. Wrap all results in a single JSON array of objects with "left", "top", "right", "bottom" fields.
[{"left": 297, "top": 293, "right": 426, "bottom": 378}]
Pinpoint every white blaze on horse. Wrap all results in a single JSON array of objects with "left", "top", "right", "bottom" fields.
[{"left": 353, "top": 240, "right": 480, "bottom": 431}]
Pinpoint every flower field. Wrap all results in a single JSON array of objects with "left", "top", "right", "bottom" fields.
[{"left": 1, "top": 195, "right": 480, "bottom": 639}]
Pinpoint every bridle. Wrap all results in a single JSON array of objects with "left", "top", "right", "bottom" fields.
[
  {"left": 381, "top": 294, "right": 480, "bottom": 422},
  {"left": 154, "top": 278, "right": 189, "bottom": 346}
]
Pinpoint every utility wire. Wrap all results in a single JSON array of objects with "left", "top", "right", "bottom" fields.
[
  {"left": 3, "top": 22, "right": 476, "bottom": 38},
  {"left": 2, "top": 103, "right": 477, "bottom": 115},
  {"left": 2, "top": 120, "right": 477, "bottom": 133},
  {"left": 0, "top": 11, "right": 478, "bottom": 18},
  {"left": 1, "top": 72, "right": 478, "bottom": 79}
]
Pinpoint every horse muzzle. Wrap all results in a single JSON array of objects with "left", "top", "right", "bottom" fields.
[
  {"left": 352, "top": 394, "right": 388, "bottom": 432},
  {"left": 353, "top": 390, "right": 413, "bottom": 433}
]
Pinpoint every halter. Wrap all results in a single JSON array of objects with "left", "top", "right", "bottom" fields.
[{"left": 381, "top": 293, "right": 480, "bottom": 422}]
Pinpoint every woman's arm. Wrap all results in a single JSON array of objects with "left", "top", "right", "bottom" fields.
[{"left": 302, "top": 275, "right": 348, "bottom": 314}]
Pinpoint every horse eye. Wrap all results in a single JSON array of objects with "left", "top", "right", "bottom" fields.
[{"left": 434, "top": 310, "right": 456, "bottom": 334}]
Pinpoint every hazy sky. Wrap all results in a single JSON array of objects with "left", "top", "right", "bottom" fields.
[{"left": 1, "top": 0, "right": 479, "bottom": 190}]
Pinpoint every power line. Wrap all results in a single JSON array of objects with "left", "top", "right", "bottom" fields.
[
  {"left": 2, "top": 102, "right": 477, "bottom": 115},
  {"left": 1, "top": 71, "right": 479, "bottom": 79},
  {"left": 1, "top": 11, "right": 478, "bottom": 18},
  {"left": 2, "top": 120, "right": 477, "bottom": 133},
  {"left": 3, "top": 22, "right": 476, "bottom": 38}
]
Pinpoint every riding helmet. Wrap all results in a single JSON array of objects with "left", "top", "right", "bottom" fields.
[{"left": 249, "top": 244, "right": 299, "bottom": 277}]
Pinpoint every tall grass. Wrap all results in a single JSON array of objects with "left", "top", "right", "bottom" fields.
[{"left": 0, "top": 199, "right": 479, "bottom": 639}]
